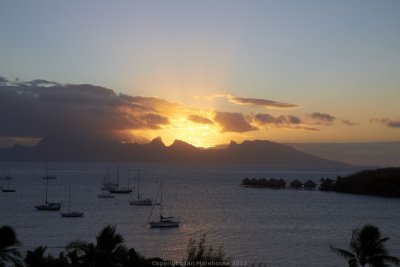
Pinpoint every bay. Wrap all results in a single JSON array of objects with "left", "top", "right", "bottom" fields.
[{"left": 1, "top": 162, "right": 399, "bottom": 267}]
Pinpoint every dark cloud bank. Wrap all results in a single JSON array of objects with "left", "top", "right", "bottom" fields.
[{"left": 0, "top": 78, "right": 171, "bottom": 141}]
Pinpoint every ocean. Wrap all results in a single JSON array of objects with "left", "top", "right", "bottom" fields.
[{"left": 1, "top": 162, "right": 399, "bottom": 267}]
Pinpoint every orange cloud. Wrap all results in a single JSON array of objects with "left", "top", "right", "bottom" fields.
[
  {"left": 252, "top": 113, "right": 319, "bottom": 131},
  {"left": 308, "top": 112, "right": 336, "bottom": 125},
  {"left": 254, "top": 113, "right": 302, "bottom": 125},
  {"left": 187, "top": 114, "right": 213, "bottom": 124},
  {"left": 205, "top": 94, "right": 297, "bottom": 109}
]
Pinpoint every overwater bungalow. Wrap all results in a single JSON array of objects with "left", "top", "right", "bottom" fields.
[
  {"left": 241, "top": 177, "right": 287, "bottom": 189},
  {"left": 269, "top": 178, "right": 280, "bottom": 189},
  {"left": 289, "top": 179, "right": 303, "bottom": 189},
  {"left": 259, "top": 178, "right": 269, "bottom": 187},
  {"left": 278, "top": 179, "right": 286, "bottom": 188},
  {"left": 303, "top": 180, "right": 317, "bottom": 190}
]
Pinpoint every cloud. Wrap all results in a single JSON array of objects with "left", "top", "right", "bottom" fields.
[
  {"left": 187, "top": 114, "right": 213, "bottom": 125},
  {"left": 308, "top": 112, "right": 336, "bottom": 125},
  {"left": 0, "top": 79, "right": 172, "bottom": 140},
  {"left": 139, "top": 113, "right": 169, "bottom": 129},
  {"left": 254, "top": 113, "right": 302, "bottom": 125},
  {"left": 371, "top": 118, "right": 400, "bottom": 129},
  {"left": 342, "top": 119, "right": 355, "bottom": 126},
  {"left": 253, "top": 113, "right": 318, "bottom": 131},
  {"left": 206, "top": 94, "right": 297, "bottom": 109},
  {"left": 214, "top": 112, "right": 257, "bottom": 133}
]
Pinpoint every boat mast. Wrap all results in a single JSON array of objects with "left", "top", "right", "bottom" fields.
[
  {"left": 45, "top": 167, "right": 49, "bottom": 204},
  {"left": 45, "top": 178, "right": 48, "bottom": 203},
  {"left": 137, "top": 169, "right": 141, "bottom": 200},
  {"left": 160, "top": 181, "right": 163, "bottom": 218},
  {"left": 116, "top": 164, "right": 120, "bottom": 186},
  {"left": 67, "top": 184, "right": 71, "bottom": 212}
]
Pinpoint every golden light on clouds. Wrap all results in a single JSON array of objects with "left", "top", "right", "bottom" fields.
[
  {"left": 1, "top": 77, "right": 399, "bottom": 149},
  {"left": 130, "top": 113, "right": 223, "bottom": 148}
]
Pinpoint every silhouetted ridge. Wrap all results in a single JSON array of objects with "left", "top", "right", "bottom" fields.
[
  {"left": 149, "top": 137, "right": 165, "bottom": 147},
  {"left": 0, "top": 135, "right": 352, "bottom": 168},
  {"left": 169, "top": 140, "right": 197, "bottom": 150}
]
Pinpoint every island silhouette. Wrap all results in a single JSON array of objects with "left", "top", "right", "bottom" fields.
[{"left": 0, "top": 133, "right": 351, "bottom": 169}]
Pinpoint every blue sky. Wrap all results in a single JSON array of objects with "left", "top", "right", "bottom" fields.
[{"left": 1, "top": 0, "right": 399, "bottom": 146}]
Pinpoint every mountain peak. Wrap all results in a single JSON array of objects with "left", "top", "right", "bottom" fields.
[
  {"left": 228, "top": 140, "right": 238, "bottom": 148},
  {"left": 170, "top": 139, "right": 196, "bottom": 149},
  {"left": 149, "top": 136, "right": 165, "bottom": 146}
]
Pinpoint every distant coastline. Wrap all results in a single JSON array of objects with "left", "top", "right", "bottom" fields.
[{"left": 320, "top": 167, "right": 400, "bottom": 197}]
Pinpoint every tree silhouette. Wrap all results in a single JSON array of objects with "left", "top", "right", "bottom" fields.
[
  {"left": 331, "top": 225, "right": 400, "bottom": 267},
  {"left": 0, "top": 225, "right": 23, "bottom": 267},
  {"left": 185, "top": 234, "right": 230, "bottom": 267},
  {"left": 25, "top": 246, "right": 47, "bottom": 267},
  {"left": 67, "top": 225, "right": 128, "bottom": 267},
  {"left": 25, "top": 246, "right": 69, "bottom": 267}
]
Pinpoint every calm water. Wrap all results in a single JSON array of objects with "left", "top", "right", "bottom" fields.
[{"left": 1, "top": 162, "right": 400, "bottom": 267}]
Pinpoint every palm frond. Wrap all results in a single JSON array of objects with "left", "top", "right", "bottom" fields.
[
  {"left": 371, "top": 255, "right": 400, "bottom": 266},
  {"left": 330, "top": 245, "right": 356, "bottom": 260}
]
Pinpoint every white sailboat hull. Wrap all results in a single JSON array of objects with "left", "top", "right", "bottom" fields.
[{"left": 149, "top": 220, "right": 180, "bottom": 228}]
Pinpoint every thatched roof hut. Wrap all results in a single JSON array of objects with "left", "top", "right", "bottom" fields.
[
  {"left": 259, "top": 178, "right": 269, "bottom": 187},
  {"left": 278, "top": 179, "right": 286, "bottom": 188},
  {"left": 303, "top": 180, "right": 317, "bottom": 189},
  {"left": 290, "top": 179, "right": 303, "bottom": 189},
  {"left": 268, "top": 178, "right": 279, "bottom": 188}
]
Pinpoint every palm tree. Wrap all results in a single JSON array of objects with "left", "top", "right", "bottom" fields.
[
  {"left": 0, "top": 225, "right": 23, "bottom": 267},
  {"left": 25, "top": 246, "right": 47, "bottom": 267},
  {"left": 331, "top": 224, "right": 400, "bottom": 267},
  {"left": 25, "top": 246, "right": 70, "bottom": 267},
  {"left": 67, "top": 225, "right": 128, "bottom": 267}
]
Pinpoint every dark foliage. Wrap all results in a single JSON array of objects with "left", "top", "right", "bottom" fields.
[
  {"left": 320, "top": 168, "right": 400, "bottom": 197},
  {"left": 185, "top": 234, "right": 230, "bottom": 267},
  {"left": 241, "top": 178, "right": 286, "bottom": 189},
  {"left": 331, "top": 224, "right": 400, "bottom": 267},
  {"left": 1, "top": 225, "right": 231, "bottom": 267},
  {"left": 0, "top": 225, "right": 23, "bottom": 267}
]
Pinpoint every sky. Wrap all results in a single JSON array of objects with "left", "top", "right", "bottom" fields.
[{"left": 0, "top": 0, "right": 399, "bottom": 149}]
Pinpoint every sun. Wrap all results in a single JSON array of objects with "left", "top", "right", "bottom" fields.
[
  {"left": 163, "top": 116, "right": 222, "bottom": 148},
  {"left": 129, "top": 114, "right": 225, "bottom": 148}
]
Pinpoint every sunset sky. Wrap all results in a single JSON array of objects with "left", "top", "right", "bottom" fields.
[{"left": 1, "top": 1, "right": 399, "bottom": 148}]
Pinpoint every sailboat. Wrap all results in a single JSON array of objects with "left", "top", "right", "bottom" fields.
[
  {"left": 108, "top": 165, "right": 132, "bottom": 194},
  {"left": 35, "top": 167, "right": 61, "bottom": 211},
  {"left": 100, "top": 167, "right": 118, "bottom": 190},
  {"left": 98, "top": 167, "right": 115, "bottom": 198},
  {"left": 129, "top": 170, "right": 152, "bottom": 205},
  {"left": 148, "top": 181, "right": 180, "bottom": 228},
  {"left": 1, "top": 169, "right": 16, "bottom": 192},
  {"left": 61, "top": 184, "right": 83, "bottom": 217}
]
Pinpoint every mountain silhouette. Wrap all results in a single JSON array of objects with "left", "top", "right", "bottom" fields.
[{"left": 0, "top": 134, "right": 351, "bottom": 168}]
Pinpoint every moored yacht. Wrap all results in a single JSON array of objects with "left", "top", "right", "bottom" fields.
[
  {"left": 148, "top": 181, "right": 179, "bottom": 228},
  {"left": 129, "top": 169, "right": 152, "bottom": 205},
  {"left": 35, "top": 167, "right": 61, "bottom": 211}
]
